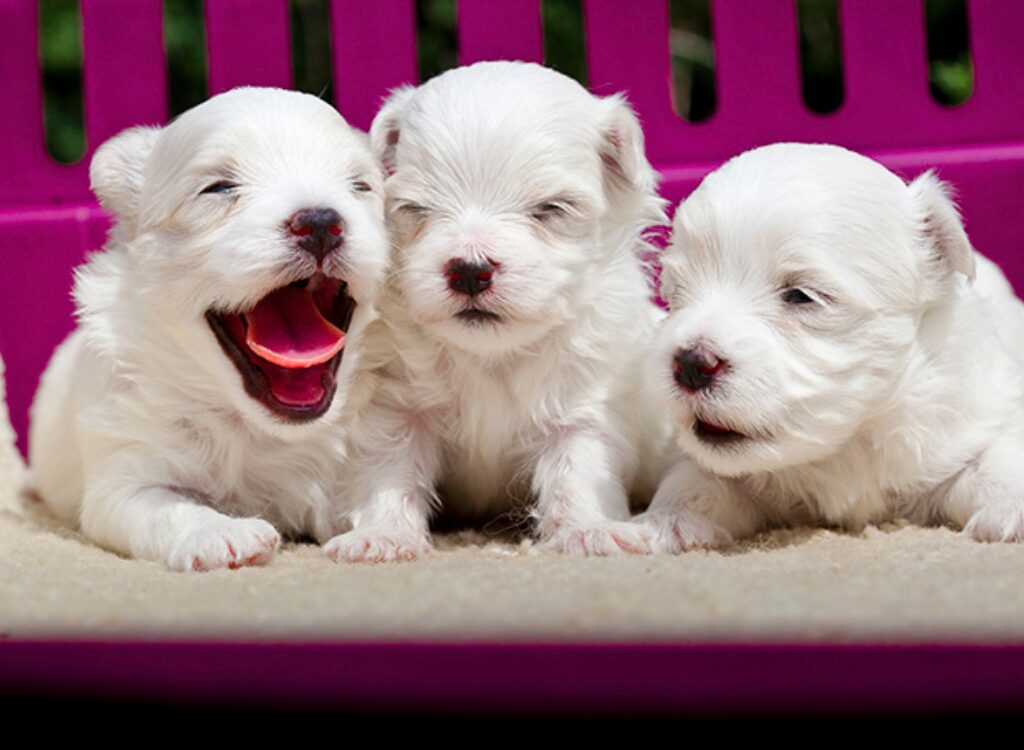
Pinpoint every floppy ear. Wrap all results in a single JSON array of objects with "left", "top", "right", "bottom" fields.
[
  {"left": 596, "top": 94, "right": 666, "bottom": 225},
  {"left": 89, "top": 125, "right": 161, "bottom": 228},
  {"left": 369, "top": 85, "right": 416, "bottom": 174},
  {"left": 908, "top": 170, "right": 976, "bottom": 282}
]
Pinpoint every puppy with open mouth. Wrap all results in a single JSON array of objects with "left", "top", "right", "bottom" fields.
[
  {"left": 640, "top": 143, "right": 1024, "bottom": 551},
  {"left": 324, "top": 61, "right": 671, "bottom": 561},
  {"left": 29, "top": 87, "right": 388, "bottom": 571}
]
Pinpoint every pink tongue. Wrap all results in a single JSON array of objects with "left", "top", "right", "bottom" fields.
[
  {"left": 244, "top": 285, "right": 346, "bottom": 368},
  {"left": 265, "top": 366, "right": 330, "bottom": 406}
]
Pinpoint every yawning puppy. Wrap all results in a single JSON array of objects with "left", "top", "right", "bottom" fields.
[
  {"left": 29, "top": 87, "right": 388, "bottom": 571},
  {"left": 324, "top": 61, "right": 670, "bottom": 561},
  {"left": 640, "top": 143, "right": 1024, "bottom": 551}
]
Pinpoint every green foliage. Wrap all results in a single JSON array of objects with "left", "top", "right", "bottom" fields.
[
  {"left": 40, "top": 0, "right": 84, "bottom": 164},
  {"left": 416, "top": 0, "right": 457, "bottom": 83},
  {"left": 290, "top": 0, "right": 333, "bottom": 99},
  {"left": 543, "top": 0, "right": 587, "bottom": 86},
  {"left": 931, "top": 58, "right": 973, "bottom": 106},
  {"left": 798, "top": 0, "right": 843, "bottom": 113},
  {"left": 669, "top": 0, "right": 716, "bottom": 121},
  {"left": 163, "top": 0, "right": 207, "bottom": 116},
  {"left": 926, "top": 0, "right": 973, "bottom": 106}
]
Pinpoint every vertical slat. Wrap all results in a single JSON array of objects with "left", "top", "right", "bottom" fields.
[
  {"left": 583, "top": 0, "right": 675, "bottom": 159},
  {"left": 205, "top": 0, "right": 292, "bottom": 94},
  {"left": 839, "top": 0, "right": 930, "bottom": 126},
  {"left": 458, "top": 0, "right": 543, "bottom": 66},
  {"left": 81, "top": 0, "right": 167, "bottom": 151},
  {"left": 584, "top": 0, "right": 670, "bottom": 99},
  {"left": 0, "top": 0, "right": 55, "bottom": 203},
  {"left": 711, "top": 0, "right": 802, "bottom": 139},
  {"left": 967, "top": 0, "right": 1024, "bottom": 140},
  {"left": 330, "top": 0, "right": 418, "bottom": 131}
]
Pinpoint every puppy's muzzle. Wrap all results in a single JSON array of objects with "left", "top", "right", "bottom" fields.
[
  {"left": 446, "top": 258, "right": 495, "bottom": 297},
  {"left": 288, "top": 207, "right": 344, "bottom": 263},
  {"left": 673, "top": 346, "right": 724, "bottom": 391}
]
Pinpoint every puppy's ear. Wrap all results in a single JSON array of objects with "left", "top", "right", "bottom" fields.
[
  {"left": 909, "top": 170, "right": 976, "bottom": 283},
  {"left": 89, "top": 125, "right": 161, "bottom": 224},
  {"left": 369, "top": 86, "right": 416, "bottom": 174},
  {"left": 597, "top": 94, "right": 666, "bottom": 226}
]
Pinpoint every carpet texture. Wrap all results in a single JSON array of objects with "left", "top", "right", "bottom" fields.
[{"left": 3, "top": 357, "right": 1023, "bottom": 643}]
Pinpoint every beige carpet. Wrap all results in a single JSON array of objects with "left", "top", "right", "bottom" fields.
[{"left": 3, "top": 358, "right": 1024, "bottom": 643}]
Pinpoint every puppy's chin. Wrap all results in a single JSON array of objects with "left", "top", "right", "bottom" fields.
[
  {"left": 674, "top": 413, "right": 768, "bottom": 477},
  {"left": 676, "top": 406, "right": 852, "bottom": 477},
  {"left": 430, "top": 314, "right": 555, "bottom": 357},
  {"left": 679, "top": 434, "right": 780, "bottom": 478}
]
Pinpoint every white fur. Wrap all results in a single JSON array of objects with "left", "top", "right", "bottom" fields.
[
  {"left": 324, "top": 62, "right": 672, "bottom": 561},
  {"left": 29, "top": 87, "right": 389, "bottom": 571},
  {"left": 640, "top": 143, "right": 1024, "bottom": 552}
]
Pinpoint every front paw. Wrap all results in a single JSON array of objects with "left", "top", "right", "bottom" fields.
[
  {"left": 323, "top": 526, "right": 433, "bottom": 563},
  {"left": 963, "top": 501, "right": 1024, "bottom": 543},
  {"left": 636, "top": 509, "right": 732, "bottom": 554},
  {"left": 165, "top": 517, "right": 280, "bottom": 572},
  {"left": 539, "top": 520, "right": 654, "bottom": 556}
]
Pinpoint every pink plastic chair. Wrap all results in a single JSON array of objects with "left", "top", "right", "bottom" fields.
[
  {"left": 2, "top": 0, "right": 1022, "bottom": 453},
  {"left": 2, "top": 0, "right": 1024, "bottom": 714}
]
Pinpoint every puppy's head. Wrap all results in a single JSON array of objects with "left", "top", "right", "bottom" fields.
[
  {"left": 370, "top": 61, "right": 663, "bottom": 357},
  {"left": 654, "top": 143, "right": 975, "bottom": 476},
  {"left": 88, "top": 87, "right": 388, "bottom": 436}
]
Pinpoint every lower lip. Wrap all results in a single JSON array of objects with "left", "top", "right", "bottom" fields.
[
  {"left": 204, "top": 278, "right": 355, "bottom": 421},
  {"left": 205, "top": 311, "right": 342, "bottom": 422},
  {"left": 694, "top": 419, "right": 747, "bottom": 445},
  {"left": 455, "top": 310, "right": 501, "bottom": 324}
]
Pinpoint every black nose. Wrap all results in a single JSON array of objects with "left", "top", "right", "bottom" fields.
[
  {"left": 446, "top": 259, "right": 495, "bottom": 297},
  {"left": 673, "top": 347, "right": 724, "bottom": 391},
  {"left": 288, "top": 207, "right": 344, "bottom": 262}
]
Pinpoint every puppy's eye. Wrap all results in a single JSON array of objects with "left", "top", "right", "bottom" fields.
[
  {"left": 352, "top": 180, "right": 372, "bottom": 193},
  {"left": 530, "top": 201, "right": 573, "bottom": 222},
  {"left": 200, "top": 181, "right": 238, "bottom": 196},
  {"left": 781, "top": 288, "right": 816, "bottom": 305},
  {"left": 395, "top": 202, "right": 429, "bottom": 217}
]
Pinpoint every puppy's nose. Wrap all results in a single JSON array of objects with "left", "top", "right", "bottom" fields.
[
  {"left": 673, "top": 346, "right": 724, "bottom": 391},
  {"left": 446, "top": 259, "right": 495, "bottom": 297},
  {"left": 288, "top": 207, "right": 344, "bottom": 262}
]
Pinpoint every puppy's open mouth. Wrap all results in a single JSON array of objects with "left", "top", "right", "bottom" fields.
[
  {"left": 206, "top": 272, "right": 355, "bottom": 422},
  {"left": 694, "top": 419, "right": 748, "bottom": 445},
  {"left": 455, "top": 309, "right": 501, "bottom": 325}
]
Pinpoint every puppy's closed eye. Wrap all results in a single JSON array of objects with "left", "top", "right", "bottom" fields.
[
  {"left": 390, "top": 201, "right": 432, "bottom": 241},
  {"left": 393, "top": 201, "right": 431, "bottom": 219},
  {"left": 200, "top": 180, "right": 239, "bottom": 196},
  {"left": 781, "top": 288, "right": 815, "bottom": 305},
  {"left": 780, "top": 286, "right": 835, "bottom": 309},
  {"left": 529, "top": 200, "right": 573, "bottom": 221}
]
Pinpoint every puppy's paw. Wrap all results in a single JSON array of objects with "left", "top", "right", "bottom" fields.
[
  {"left": 166, "top": 518, "right": 280, "bottom": 572},
  {"left": 963, "top": 501, "right": 1024, "bottom": 543},
  {"left": 636, "top": 509, "right": 732, "bottom": 554},
  {"left": 324, "top": 527, "right": 432, "bottom": 563},
  {"left": 539, "top": 520, "right": 654, "bottom": 556}
]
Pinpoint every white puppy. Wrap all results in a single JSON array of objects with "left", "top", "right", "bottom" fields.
[
  {"left": 29, "top": 87, "right": 389, "bottom": 571},
  {"left": 324, "top": 61, "right": 670, "bottom": 561},
  {"left": 641, "top": 143, "right": 1024, "bottom": 551}
]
